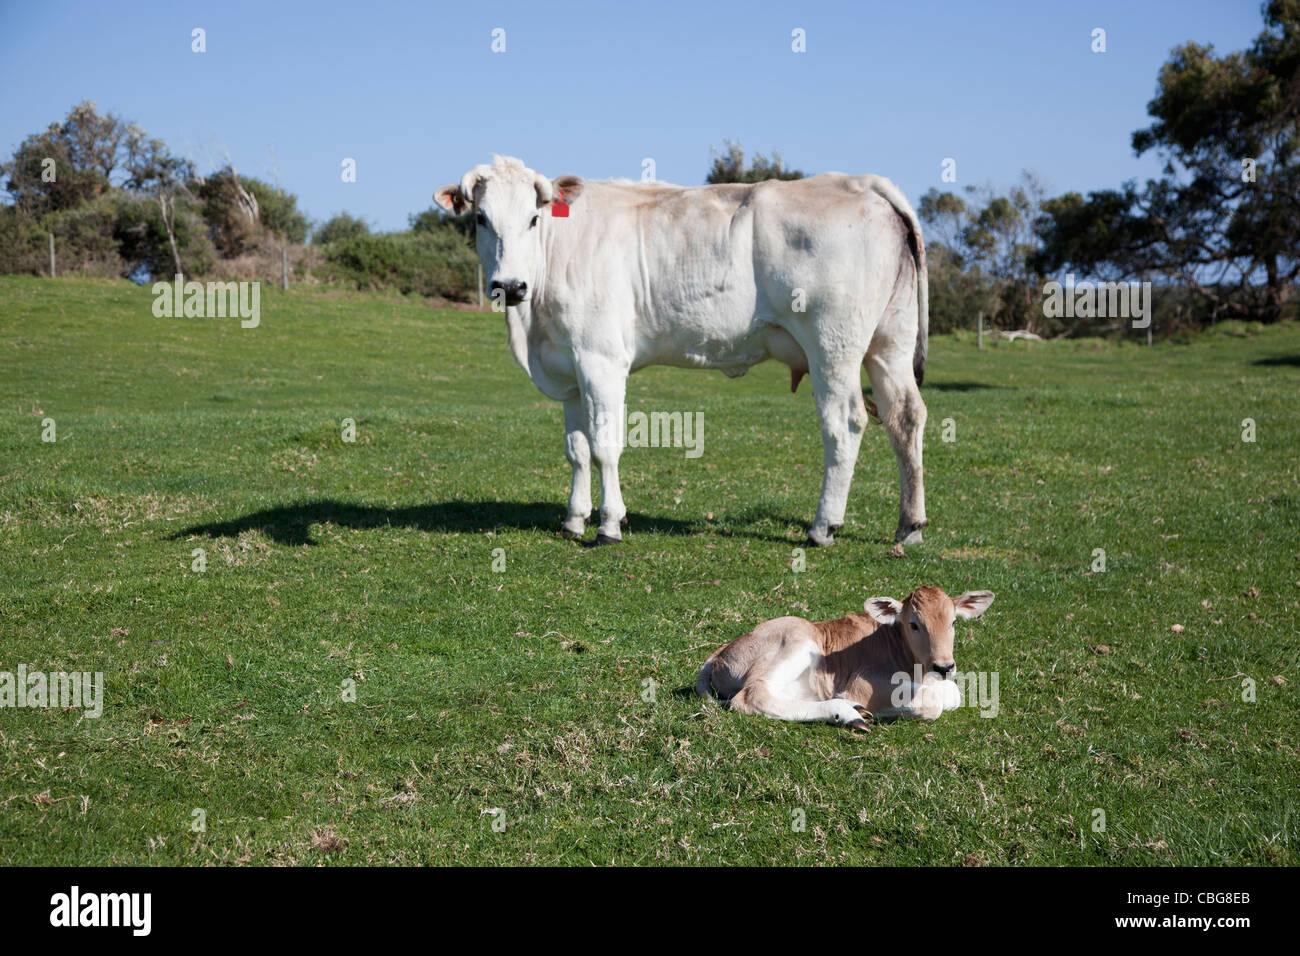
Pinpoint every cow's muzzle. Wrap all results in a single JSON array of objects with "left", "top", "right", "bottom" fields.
[
  {"left": 931, "top": 661, "right": 956, "bottom": 678},
  {"left": 490, "top": 278, "right": 529, "bottom": 306}
]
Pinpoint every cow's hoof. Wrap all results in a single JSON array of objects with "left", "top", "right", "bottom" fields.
[
  {"left": 559, "top": 527, "right": 583, "bottom": 540},
  {"left": 847, "top": 718, "right": 871, "bottom": 733},
  {"left": 595, "top": 532, "right": 622, "bottom": 546},
  {"left": 806, "top": 528, "right": 834, "bottom": 547},
  {"left": 853, "top": 704, "right": 871, "bottom": 718},
  {"left": 896, "top": 521, "right": 928, "bottom": 545}
]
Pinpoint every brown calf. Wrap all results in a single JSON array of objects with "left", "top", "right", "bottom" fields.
[{"left": 696, "top": 586, "right": 994, "bottom": 728}]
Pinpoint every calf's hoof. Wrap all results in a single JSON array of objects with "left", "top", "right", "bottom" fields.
[
  {"left": 847, "top": 718, "right": 871, "bottom": 732},
  {"left": 595, "top": 532, "right": 622, "bottom": 546},
  {"left": 559, "top": 527, "right": 583, "bottom": 540}
]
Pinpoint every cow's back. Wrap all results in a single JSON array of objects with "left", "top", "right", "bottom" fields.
[{"left": 539, "top": 175, "right": 905, "bottom": 360}]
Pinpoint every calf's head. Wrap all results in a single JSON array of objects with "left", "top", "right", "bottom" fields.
[
  {"left": 864, "top": 586, "right": 994, "bottom": 677},
  {"left": 435, "top": 156, "right": 583, "bottom": 307}
]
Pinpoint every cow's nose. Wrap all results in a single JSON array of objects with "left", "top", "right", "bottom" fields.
[
  {"left": 932, "top": 662, "right": 955, "bottom": 677},
  {"left": 489, "top": 279, "right": 528, "bottom": 304}
]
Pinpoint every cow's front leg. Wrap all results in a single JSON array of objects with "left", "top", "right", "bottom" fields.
[
  {"left": 560, "top": 398, "right": 592, "bottom": 539},
  {"left": 807, "top": 360, "right": 870, "bottom": 546},
  {"left": 577, "top": 358, "right": 629, "bottom": 544}
]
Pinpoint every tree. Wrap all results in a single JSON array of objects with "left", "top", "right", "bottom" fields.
[
  {"left": 706, "top": 141, "right": 804, "bottom": 184},
  {"left": 1037, "top": 0, "right": 1300, "bottom": 321},
  {"left": 1, "top": 101, "right": 127, "bottom": 216},
  {"left": 122, "top": 127, "right": 196, "bottom": 277},
  {"left": 919, "top": 173, "right": 1051, "bottom": 333}
]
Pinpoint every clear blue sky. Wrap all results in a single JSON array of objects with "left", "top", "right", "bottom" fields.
[{"left": 0, "top": 0, "right": 1264, "bottom": 232}]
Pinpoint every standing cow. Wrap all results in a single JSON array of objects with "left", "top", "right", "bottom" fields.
[{"left": 435, "top": 156, "right": 929, "bottom": 546}]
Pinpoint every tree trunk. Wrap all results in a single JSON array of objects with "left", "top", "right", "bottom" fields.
[
  {"left": 1264, "top": 256, "right": 1285, "bottom": 322},
  {"left": 158, "top": 192, "right": 183, "bottom": 280}
]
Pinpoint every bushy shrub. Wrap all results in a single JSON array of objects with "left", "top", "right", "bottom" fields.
[
  {"left": 322, "top": 228, "right": 477, "bottom": 300},
  {"left": 314, "top": 212, "right": 370, "bottom": 246},
  {"left": 110, "top": 192, "right": 216, "bottom": 279},
  {"left": 244, "top": 178, "right": 309, "bottom": 244},
  {"left": 42, "top": 194, "right": 129, "bottom": 276},
  {"left": 0, "top": 205, "right": 47, "bottom": 275}
]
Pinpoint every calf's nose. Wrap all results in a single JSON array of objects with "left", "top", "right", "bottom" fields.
[{"left": 932, "top": 661, "right": 955, "bottom": 677}]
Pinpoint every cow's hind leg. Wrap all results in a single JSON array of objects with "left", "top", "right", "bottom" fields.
[
  {"left": 560, "top": 397, "right": 592, "bottom": 539},
  {"left": 806, "top": 358, "right": 871, "bottom": 547},
  {"left": 866, "top": 349, "right": 927, "bottom": 543}
]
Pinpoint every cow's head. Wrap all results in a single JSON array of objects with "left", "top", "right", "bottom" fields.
[
  {"left": 435, "top": 155, "right": 584, "bottom": 307},
  {"left": 864, "top": 586, "right": 994, "bottom": 678}
]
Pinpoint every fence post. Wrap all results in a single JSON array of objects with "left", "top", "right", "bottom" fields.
[
  {"left": 49, "top": 233, "right": 55, "bottom": 278},
  {"left": 977, "top": 311, "right": 983, "bottom": 349},
  {"left": 477, "top": 262, "right": 484, "bottom": 309},
  {"left": 282, "top": 248, "right": 289, "bottom": 290}
]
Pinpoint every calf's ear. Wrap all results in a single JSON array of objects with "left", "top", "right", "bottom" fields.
[
  {"left": 435, "top": 185, "right": 470, "bottom": 215},
  {"left": 863, "top": 596, "right": 903, "bottom": 625},
  {"left": 954, "top": 590, "right": 995, "bottom": 620}
]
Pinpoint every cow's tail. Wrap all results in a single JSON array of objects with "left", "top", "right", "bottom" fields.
[{"left": 870, "top": 178, "right": 929, "bottom": 387}]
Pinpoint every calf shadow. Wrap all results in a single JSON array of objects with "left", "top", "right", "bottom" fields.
[{"left": 171, "top": 498, "right": 801, "bottom": 546}]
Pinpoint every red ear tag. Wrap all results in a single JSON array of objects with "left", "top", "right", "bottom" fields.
[{"left": 552, "top": 199, "right": 569, "bottom": 217}]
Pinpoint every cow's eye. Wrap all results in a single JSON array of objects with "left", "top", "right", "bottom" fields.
[
  {"left": 529, "top": 215, "right": 539, "bottom": 229},
  {"left": 910, "top": 622, "right": 919, "bottom": 632}
]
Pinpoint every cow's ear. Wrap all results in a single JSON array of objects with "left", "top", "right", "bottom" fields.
[
  {"left": 435, "top": 185, "right": 470, "bottom": 215},
  {"left": 864, "top": 597, "right": 903, "bottom": 625},
  {"left": 552, "top": 175, "right": 584, "bottom": 204},
  {"left": 954, "top": 590, "right": 995, "bottom": 620}
]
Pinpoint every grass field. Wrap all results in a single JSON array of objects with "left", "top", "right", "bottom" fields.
[{"left": 1, "top": 274, "right": 1297, "bottom": 866}]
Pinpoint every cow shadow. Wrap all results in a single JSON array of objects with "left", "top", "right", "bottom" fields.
[
  {"left": 1252, "top": 354, "right": 1300, "bottom": 368},
  {"left": 171, "top": 498, "right": 803, "bottom": 546},
  {"left": 923, "top": 381, "right": 1013, "bottom": 392}
]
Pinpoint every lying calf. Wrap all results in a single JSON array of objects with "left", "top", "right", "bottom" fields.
[{"left": 696, "top": 586, "right": 994, "bottom": 729}]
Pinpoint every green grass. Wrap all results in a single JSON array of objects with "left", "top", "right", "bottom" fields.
[{"left": 1, "top": 275, "right": 1297, "bottom": 866}]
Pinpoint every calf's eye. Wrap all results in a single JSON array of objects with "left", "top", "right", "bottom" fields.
[
  {"left": 530, "top": 215, "right": 539, "bottom": 229},
  {"left": 910, "top": 622, "right": 919, "bottom": 632}
]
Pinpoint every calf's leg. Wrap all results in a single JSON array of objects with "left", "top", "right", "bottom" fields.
[
  {"left": 870, "top": 678, "right": 959, "bottom": 721},
  {"left": 731, "top": 682, "right": 869, "bottom": 730}
]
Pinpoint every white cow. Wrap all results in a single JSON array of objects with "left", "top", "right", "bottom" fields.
[{"left": 435, "top": 156, "right": 930, "bottom": 546}]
